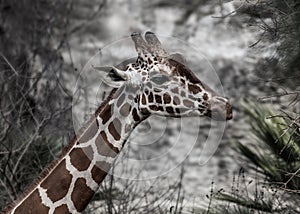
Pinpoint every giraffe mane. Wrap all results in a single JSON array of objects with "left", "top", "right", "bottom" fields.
[
  {"left": 168, "top": 53, "right": 187, "bottom": 66},
  {"left": 168, "top": 58, "right": 203, "bottom": 85}
]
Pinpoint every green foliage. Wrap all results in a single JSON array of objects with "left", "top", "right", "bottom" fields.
[
  {"left": 244, "top": 0, "right": 300, "bottom": 86},
  {"left": 214, "top": 192, "right": 273, "bottom": 213},
  {"left": 272, "top": 1, "right": 300, "bottom": 76},
  {"left": 235, "top": 100, "right": 300, "bottom": 190},
  {"left": 208, "top": 100, "right": 300, "bottom": 214}
]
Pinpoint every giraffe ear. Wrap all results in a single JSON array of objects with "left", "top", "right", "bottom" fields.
[{"left": 92, "top": 66, "right": 127, "bottom": 88}]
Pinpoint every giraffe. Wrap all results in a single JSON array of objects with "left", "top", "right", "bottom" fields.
[{"left": 1, "top": 32, "right": 232, "bottom": 214}]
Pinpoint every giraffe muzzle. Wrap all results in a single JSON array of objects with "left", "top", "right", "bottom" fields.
[{"left": 208, "top": 96, "right": 233, "bottom": 121}]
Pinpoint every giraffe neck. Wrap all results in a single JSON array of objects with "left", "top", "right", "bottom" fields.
[{"left": 7, "top": 86, "right": 146, "bottom": 214}]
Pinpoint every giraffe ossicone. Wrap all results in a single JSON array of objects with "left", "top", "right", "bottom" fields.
[{"left": 1, "top": 32, "right": 232, "bottom": 214}]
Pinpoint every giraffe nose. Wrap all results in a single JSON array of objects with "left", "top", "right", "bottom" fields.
[
  {"left": 210, "top": 96, "right": 233, "bottom": 121},
  {"left": 225, "top": 102, "right": 233, "bottom": 120}
]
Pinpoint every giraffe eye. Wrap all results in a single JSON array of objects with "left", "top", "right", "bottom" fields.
[{"left": 150, "top": 74, "right": 170, "bottom": 85}]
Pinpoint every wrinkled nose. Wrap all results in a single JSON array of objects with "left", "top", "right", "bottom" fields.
[{"left": 209, "top": 96, "right": 233, "bottom": 121}]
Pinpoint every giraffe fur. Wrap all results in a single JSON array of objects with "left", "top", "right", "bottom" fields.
[{"left": 1, "top": 32, "right": 232, "bottom": 214}]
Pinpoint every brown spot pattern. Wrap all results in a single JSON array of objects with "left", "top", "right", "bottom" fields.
[
  {"left": 14, "top": 189, "right": 50, "bottom": 213},
  {"left": 163, "top": 93, "right": 171, "bottom": 104},
  {"left": 146, "top": 82, "right": 152, "bottom": 89},
  {"left": 188, "top": 84, "right": 202, "bottom": 94},
  {"left": 149, "top": 105, "right": 158, "bottom": 111},
  {"left": 203, "top": 93, "right": 209, "bottom": 101},
  {"left": 95, "top": 131, "right": 119, "bottom": 158},
  {"left": 41, "top": 160, "right": 72, "bottom": 202},
  {"left": 158, "top": 106, "right": 164, "bottom": 111},
  {"left": 148, "top": 92, "right": 154, "bottom": 102},
  {"left": 128, "top": 94, "right": 134, "bottom": 100},
  {"left": 108, "top": 118, "right": 122, "bottom": 141},
  {"left": 183, "top": 99, "right": 194, "bottom": 108},
  {"left": 166, "top": 107, "right": 174, "bottom": 114},
  {"left": 71, "top": 178, "right": 94, "bottom": 212},
  {"left": 101, "top": 104, "right": 112, "bottom": 124},
  {"left": 125, "top": 124, "right": 132, "bottom": 133},
  {"left": 79, "top": 118, "right": 99, "bottom": 144},
  {"left": 120, "top": 102, "right": 131, "bottom": 117},
  {"left": 173, "top": 96, "right": 180, "bottom": 105},
  {"left": 132, "top": 108, "right": 140, "bottom": 121},
  {"left": 69, "top": 147, "right": 93, "bottom": 171},
  {"left": 155, "top": 94, "right": 162, "bottom": 103},
  {"left": 171, "top": 87, "right": 179, "bottom": 94},
  {"left": 54, "top": 204, "right": 70, "bottom": 214},
  {"left": 140, "top": 108, "right": 149, "bottom": 115},
  {"left": 91, "top": 161, "right": 111, "bottom": 184}
]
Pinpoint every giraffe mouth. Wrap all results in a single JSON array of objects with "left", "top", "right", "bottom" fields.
[{"left": 207, "top": 97, "right": 233, "bottom": 121}]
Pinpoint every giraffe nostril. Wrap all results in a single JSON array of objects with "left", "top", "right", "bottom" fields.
[{"left": 216, "top": 97, "right": 228, "bottom": 103}]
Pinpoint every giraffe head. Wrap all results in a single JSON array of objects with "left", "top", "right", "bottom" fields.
[{"left": 94, "top": 32, "right": 232, "bottom": 121}]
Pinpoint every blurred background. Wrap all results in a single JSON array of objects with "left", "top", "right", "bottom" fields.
[{"left": 0, "top": 0, "right": 299, "bottom": 213}]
